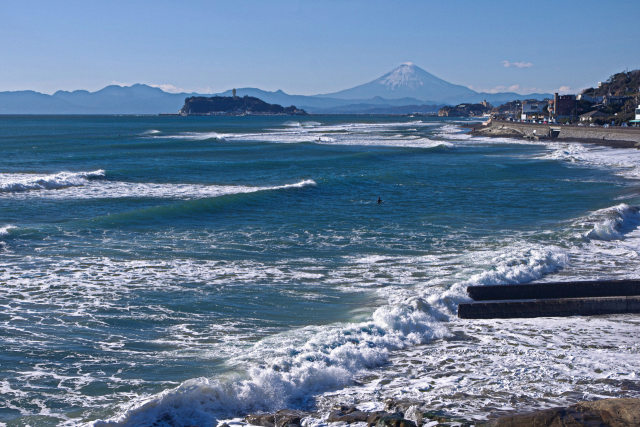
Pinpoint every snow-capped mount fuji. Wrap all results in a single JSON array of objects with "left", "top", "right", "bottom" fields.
[{"left": 320, "top": 62, "right": 479, "bottom": 103}]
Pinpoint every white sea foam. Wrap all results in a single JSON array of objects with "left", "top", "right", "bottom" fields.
[
  {"left": 160, "top": 131, "right": 231, "bottom": 141},
  {"left": 96, "top": 239, "right": 570, "bottom": 426},
  {"left": 156, "top": 120, "right": 447, "bottom": 148},
  {"left": 0, "top": 170, "right": 105, "bottom": 193},
  {"left": 98, "top": 299, "right": 451, "bottom": 426},
  {"left": 283, "top": 121, "right": 321, "bottom": 128},
  {"left": 542, "top": 142, "right": 640, "bottom": 180},
  {"left": 435, "top": 124, "right": 473, "bottom": 140},
  {"left": 444, "top": 123, "right": 640, "bottom": 180},
  {"left": 0, "top": 171, "right": 316, "bottom": 200},
  {"left": 317, "top": 315, "right": 640, "bottom": 421}
]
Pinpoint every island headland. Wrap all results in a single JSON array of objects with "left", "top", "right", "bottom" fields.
[{"left": 179, "top": 95, "right": 307, "bottom": 116}]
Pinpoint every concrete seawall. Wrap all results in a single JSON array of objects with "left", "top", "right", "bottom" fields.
[
  {"left": 467, "top": 279, "right": 640, "bottom": 301},
  {"left": 473, "top": 120, "right": 640, "bottom": 147},
  {"left": 458, "top": 280, "right": 640, "bottom": 319},
  {"left": 458, "top": 296, "right": 640, "bottom": 319}
]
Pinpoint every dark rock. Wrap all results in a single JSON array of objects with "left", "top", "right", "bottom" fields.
[
  {"left": 366, "top": 411, "right": 390, "bottom": 426},
  {"left": 245, "top": 413, "right": 276, "bottom": 427},
  {"left": 327, "top": 410, "right": 370, "bottom": 423},
  {"left": 330, "top": 404, "right": 359, "bottom": 414},
  {"left": 483, "top": 397, "right": 640, "bottom": 427},
  {"left": 274, "top": 409, "right": 306, "bottom": 427},
  {"left": 374, "top": 413, "right": 417, "bottom": 427}
]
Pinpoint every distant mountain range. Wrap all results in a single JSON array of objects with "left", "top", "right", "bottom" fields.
[{"left": 0, "top": 63, "right": 552, "bottom": 114}]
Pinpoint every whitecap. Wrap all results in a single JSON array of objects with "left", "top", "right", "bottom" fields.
[
  {"left": 0, "top": 177, "right": 316, "bottom": 200},
  {"left": 0, "top": 225, "right": 16, "bottom": 237},
  {"left": 0, "top": 170, "right": 105, "bottom": 193}
]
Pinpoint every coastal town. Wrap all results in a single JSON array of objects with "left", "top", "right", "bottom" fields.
[{"left": 439, "top": 69, "right": 640, "bottom": 127}]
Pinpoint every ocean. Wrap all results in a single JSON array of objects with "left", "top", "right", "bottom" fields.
[{"left": 1, "top": 115, "right": 639, "bottom": 426}]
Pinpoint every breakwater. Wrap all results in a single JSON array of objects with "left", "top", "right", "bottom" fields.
[
  {"left": 473, "top": 120, "right": 640, "bottom": 147},
  {"left": 459, "top": 279, "right": 640, "bottom": 319}
]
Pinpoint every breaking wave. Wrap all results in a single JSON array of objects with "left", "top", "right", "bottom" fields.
[
  {"left": 99, "top": 241, "right": 567, "bottom": 426},
  {"left": 584, "top": 203, "right": 640, "bottom": 241},
  {"left": 0, "top": 225, "right": 16, "bottom": 237},
  {"left": 155, "top": 120, "right": 449, "bottom": 148},
  {"left": 160, "top": 131, "right": 230, "bottom": 141},
  {"left": 0, "top": 173, "right": 316, "bottom": 200},
  {"left": 0, "top": 170, "right": 105, "bottom": 193}
]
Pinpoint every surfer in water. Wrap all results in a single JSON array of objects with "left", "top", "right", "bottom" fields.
[{"left": 377, "top": 196, "right": 382, "bottom": 204}]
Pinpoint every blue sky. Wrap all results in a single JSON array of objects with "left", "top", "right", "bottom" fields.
[{"left": 2, "top": 0, "right": 639, "bottom": 95}]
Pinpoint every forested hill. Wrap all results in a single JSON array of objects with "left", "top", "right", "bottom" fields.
[{"left": 179, "top": 96, "right": 307, "bottom": 116}]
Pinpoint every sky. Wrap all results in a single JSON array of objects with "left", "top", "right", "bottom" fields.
[{"left": 1, "top": 0, "right": 639, "bottom": 95}]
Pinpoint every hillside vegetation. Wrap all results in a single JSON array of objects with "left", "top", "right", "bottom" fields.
[{"left": 582, "top": 70, "right": 640, "bottom": 97}]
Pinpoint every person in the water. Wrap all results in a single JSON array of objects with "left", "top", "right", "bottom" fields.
[{"left": 377, "top": 196, "right": 382, "bottom": 204}]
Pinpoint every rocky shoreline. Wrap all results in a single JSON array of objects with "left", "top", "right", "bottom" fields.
[
  {"left": 238, "top": 397, "right": 640, "bottom": 427},
  {"left": 471, "top": 120, "right": 640, "bottom": 149}
]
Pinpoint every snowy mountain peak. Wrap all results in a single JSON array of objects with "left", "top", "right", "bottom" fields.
[{"left": 379, "top": 62, "right": 424, "bottom": 90}]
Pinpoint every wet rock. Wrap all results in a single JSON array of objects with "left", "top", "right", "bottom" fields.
[
  {"left": 374, "top": 413, "right": 417, "bottom": 427},
  {"left": 274, "top": 409, "right": 306, "bottom": 427},
  {"left": 327, "top": 410, "right": 370, "bottom": 423},
  {"left": 366, "top": 411, "right": 391, "bottom": 426},
  {"left": 246, "top": 409, "right": 307, "bottom": 427},
  {"left": 483, "top": 397, "right": 640, "bottom": 427},
  {"left": 382, "top": 398, "right": 423, "bottom": 415},
  {"left": 246, "top": 413, "right": 275, "bottom": 427},
  {"left": 330, "top": 404, "right": 359, "bottom": 414}
]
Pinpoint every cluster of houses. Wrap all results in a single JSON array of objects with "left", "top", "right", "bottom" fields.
[{"left": 517, "top": 92, "right": 640, "bottom": 126}]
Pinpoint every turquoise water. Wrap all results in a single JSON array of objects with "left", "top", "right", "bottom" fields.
[{"left": 1, "top": 115, "right": 639, "bottom": 425}]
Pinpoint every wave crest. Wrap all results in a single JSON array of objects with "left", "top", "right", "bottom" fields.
[
  {"left": 0, "top": 225, "right": 16, "bottom": 237},
  {"left": 585, "top": 203, "right": 640, "bottom": 241},
  {"left": 0, "top": 170, "right": 105, "bottom": 193}
]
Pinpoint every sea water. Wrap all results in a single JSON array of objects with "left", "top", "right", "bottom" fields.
[{"left": 0, "top": 115, "right": 639, "bottom": 426}]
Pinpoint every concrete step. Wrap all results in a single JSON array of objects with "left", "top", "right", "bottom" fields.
[
  {"left": 458, "top": 296, "right": 640, "bottom": 319},
  {"left": 466, "top": 279, "right": 640, "bottom": 301}
]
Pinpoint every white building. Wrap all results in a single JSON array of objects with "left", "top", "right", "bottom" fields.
[
  {"left": 630, "top": 104, "right": 640, "bottom": 126},
  {"left": 521, "top": 101, "right": 547, "bottom": 120}
]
